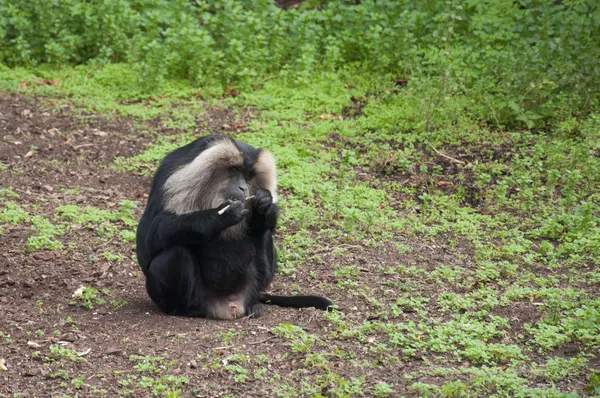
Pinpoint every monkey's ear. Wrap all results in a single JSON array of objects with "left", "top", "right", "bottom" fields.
[{"left": 254, "top": 150, "right": 278, "bottom": 203}]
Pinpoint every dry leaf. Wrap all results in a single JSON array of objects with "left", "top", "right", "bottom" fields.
[
  {"left": 319, "top": 114, "right": 335, "bottom": 120},
  {"left": 78, "top": 348, "right": 92, "bottom": 356},
  {"left": 27, "top": 341, "right": 41, "bottom": 349},
  {"left": 72, "top": 286, "right": 85, "bottom": 298},
  {"left": 436, "top": 181, "right": 452, "bottom": 186}
]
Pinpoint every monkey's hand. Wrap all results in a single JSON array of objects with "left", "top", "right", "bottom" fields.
[
  {"left": 252, "top": 188, "right": 274, "bottom": 215},
  {"left": 217, "top": 200, "right": 248, "bottom": 225}
]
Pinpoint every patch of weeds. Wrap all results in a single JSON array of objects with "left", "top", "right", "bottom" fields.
[
  {"left": 391, "top": 293, "right": 430, "bottom": 317},
  {"left": 0, "top": 188, "right": 19, "bottom": 200},
  {"left": 0, "top": 201, "right": 29, "bottom": 224},
  {"left": 373, "top": 382, "right": 394, "bottom": 397},
  {"left": 46, "top": 369, "right": 69, "bottom": 380},
  {"left": 531, "top": 356, "right": 588, "bottom": 382},
  {"left": 165, "top": 332, "right": 185, "bottom": 341},
  {"left": 136, "top": 374, "right": 188, "bottom": 397},
  {"left": 118, "top": 374, "right": 137, "bottom": 387},
  {"left": 586, "top": 372, "right": 600, "bottom": 395},
  {"left": 0, "top": 332, "right": 14, "bottom": 343},
  {"left": 57, "top": 200, "right": 138, "bottom": 240},
  {"left": 111, "top": 299, "right": 127, "bottom": 310},
  {"left": 27, "top": 215, "right": 67, "bottom": 251},
  {"left": 219, "top": 328, "right": 246, "bottom": 345},
  {"left": 225, "top": 364, "right": 249, "bottom": 383},
  {"left": 119, "top": 229, "right": 136, "bottom": 243},
  {"left": 26, "top": 235, "right": 63, "bottom": 251},
  {"left": 102, "top": 251, "right": 125, "bottom": 262},
  {"left": 253, "top": 354, "right": 269, "bottom": 365},
  {"left": 254, "top": 367, "right": 268, "bottom": 381},
  {"left": 525, "top": 296, "right": 600, "bottom": 351},
  {"left": 71, "top": 286, "right": 107, "bottom": 310},
  {"left": 318, "top": 373, "right": 365, "bottom": 397},
  {"left": 49, "top": 345, "right": 86, "bottom": 362},
  {"left": 71, "top": 374, "right": 86, "bottom": 389},
  {"left": 64, "top": 316, "right": 77, "bottom": 328},
  {"left": 272, "top": 324, "right": 320, "bottom": 354},
  {"left": 130, "top": 354, "right": 176, "bottom": 375}
]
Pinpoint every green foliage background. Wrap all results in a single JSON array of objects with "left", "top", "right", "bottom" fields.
[{"left": 1, "top": 0, "right": 599, "bottom": 128}]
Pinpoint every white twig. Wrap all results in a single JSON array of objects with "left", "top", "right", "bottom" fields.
[
  {"left": 213, "top": 345, "right": 234, "bottom": 350},
  {"left": 72, "top": 143, "right": 96, "bottom": 150},
  {"left": 248, "top": 336, "right": 277, "bottom": 345},
  {"left": 217, "top": 195, "right": 255, "bottom": 216},
  {"left": 217, "top": 205, "right": 231, "bottom": 215},
  {"left": 430, "top": 145, "right": 466, "bottom": 165}
]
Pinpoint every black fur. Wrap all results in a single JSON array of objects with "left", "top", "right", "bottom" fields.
[{"left": 136, "top": 135, "right": 334, "bottom": 319}]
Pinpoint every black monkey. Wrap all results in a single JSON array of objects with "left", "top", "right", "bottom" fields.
[{"left": 136, "top": 135, "right": 334, "bottom": 319}]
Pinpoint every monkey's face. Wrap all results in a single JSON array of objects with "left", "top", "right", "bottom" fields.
[
  {"left": 224, "top": 165, "right": 252, "bottom": 202},
  {"left": 208, "top": 164, "right": 255, "bottom": 210},
  {"left": 163, "top": 137, "right": 277, "bottom": 215}
]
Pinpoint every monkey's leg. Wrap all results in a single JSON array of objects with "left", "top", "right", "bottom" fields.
[{"left": 145, "top": 246, "right": 206, "bottom": 317}]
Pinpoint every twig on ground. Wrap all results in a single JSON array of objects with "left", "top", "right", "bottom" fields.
[
  {"left": 213, "top": 345, "right": 234, "bottom": 350},
  {"left": 430, "top": 145, "right": 466, "bottom": 165},
  {"left": 248, "top": 336, "right": 277, "bottom": 345},
  {"left": 72, "top": 143, "right": 96, "bottom": 150},
  {"left": 306, "top": 311, "right": 318, "bottom": 325}
]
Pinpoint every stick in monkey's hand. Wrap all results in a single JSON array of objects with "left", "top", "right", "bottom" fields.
[{"left": 218, "top": 195, "right": 255, "bottom": 215}]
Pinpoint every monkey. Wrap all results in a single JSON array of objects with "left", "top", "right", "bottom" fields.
[{"left": 135, "top": 134, "right": 334, "bottom": 320}]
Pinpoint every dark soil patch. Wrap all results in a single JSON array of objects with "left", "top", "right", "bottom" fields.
[
  {"left": 202, "top": 105, "right": 255, "bottom": 135},
  {"left": 341, "top": 96, "right": 367, "bottom": 119},
  {"left": 0, "top": 94, "right": 144, "bottom": 167}
]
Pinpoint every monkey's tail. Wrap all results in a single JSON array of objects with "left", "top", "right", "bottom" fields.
[{"left": 260, "top": 293, "right": 335, "bottom": 312}]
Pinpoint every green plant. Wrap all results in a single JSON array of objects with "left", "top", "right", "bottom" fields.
[{"left": 72, "top": 287, "right": 106, "bottom": 310}]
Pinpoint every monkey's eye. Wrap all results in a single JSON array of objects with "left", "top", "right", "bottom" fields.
[
  {"left": 229, "top": 166, "right": 242, "bottom": 174},
  {"left": 245, "top": 169, "right": 256, "bottom": 180}
]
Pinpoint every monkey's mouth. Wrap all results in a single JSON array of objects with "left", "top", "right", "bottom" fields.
[
  {"left": 227, "top": 195, "right": 246, "bottom": 203},
  {"left": 228, "top": 194, "right": 254, "bottom": 203}
]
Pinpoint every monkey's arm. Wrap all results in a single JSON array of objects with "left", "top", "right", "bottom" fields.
[
  {"left": 146, "top": 202, "right": 247, "bottom": 255},
  {"left": 250, "top": 188, "right": 278, "bottom": 232}
]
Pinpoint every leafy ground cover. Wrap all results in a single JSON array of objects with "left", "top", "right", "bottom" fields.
[{"left": 1, "top": 1, "right": 599, "bottom": 397}]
